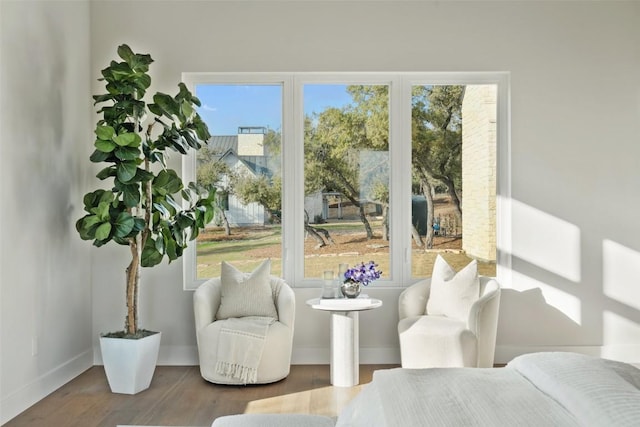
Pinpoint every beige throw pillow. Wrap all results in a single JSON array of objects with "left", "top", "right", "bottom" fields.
[
  {"left": 426, "top": 255, "right": 479, "bottom": 321},
  {"left": 216, "top": 259, "right": 278, "bottom": 320}
]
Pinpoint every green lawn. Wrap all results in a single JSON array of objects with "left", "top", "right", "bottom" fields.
[{"left": 196, "top": 224, "right": 496, "bottom": 279}]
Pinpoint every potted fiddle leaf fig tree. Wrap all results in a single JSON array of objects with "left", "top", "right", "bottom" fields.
[{"left": 76, "top": 44, "right": 215, "bottom": 394}]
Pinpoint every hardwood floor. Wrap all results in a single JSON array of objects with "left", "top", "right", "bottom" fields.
[{"left": 4, "top": 364, "right": 397, "bottom": 427}]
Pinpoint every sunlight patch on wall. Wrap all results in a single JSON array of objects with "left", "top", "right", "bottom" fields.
[
  {"left": 603, "top": 239, "right": 640, "bottom": 311},
  {"left": 512, "top": 200, "right": 581, "bottom": 282},
  {"left": 511, "top": 270, "right": 582, "bottom": 325}
]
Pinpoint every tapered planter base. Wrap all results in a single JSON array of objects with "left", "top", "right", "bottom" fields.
[{"left": 99, "top": 332, "right": 161, "bottom": 394}]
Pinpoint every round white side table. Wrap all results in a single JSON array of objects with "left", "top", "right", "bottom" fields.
[{"left": 306, "top": 297, "right": 383, "bottom": 387}]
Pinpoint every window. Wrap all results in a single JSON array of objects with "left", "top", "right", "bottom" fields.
[
  {"left": 303, "top": 83, "right": 391, "bottom": 279},
  {"left": 188, "top": 82, "right": 283, "bottom": 281},
  {"left": 410, "top": 84, "right": 498, "bottom": 278},
  {"left": 182, "top": 73, "right": 509, "bottom": 290}
]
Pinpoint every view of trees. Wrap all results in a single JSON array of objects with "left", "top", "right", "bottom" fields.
[
  {"left": 304, "top": 85, "right": 390, "bottom": 243},
  {"left": 303, "top": 84, "right": 464, "bottom": 249},
  {"left": 412, "top": 85, "right": 464, "bottom": 248},
  {"left": 196, "top": 84, "right": 464, "bottom": 250}
]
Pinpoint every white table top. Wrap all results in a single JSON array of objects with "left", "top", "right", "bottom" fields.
[{"left": 306, "top": 297, "right": 383, "bottom": 312}]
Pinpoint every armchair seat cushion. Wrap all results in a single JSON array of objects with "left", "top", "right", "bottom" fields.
[{"left": 399, "top": 315, "right": 477, "bottom": 368}]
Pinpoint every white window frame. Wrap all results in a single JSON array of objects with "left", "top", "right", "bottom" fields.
[{"left": 182, "top": 72, "right": 511, "bottom": 291}]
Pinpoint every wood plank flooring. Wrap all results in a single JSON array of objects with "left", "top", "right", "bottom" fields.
[{"left": 4, "top": 364, "right": 397, "bottom": 427}]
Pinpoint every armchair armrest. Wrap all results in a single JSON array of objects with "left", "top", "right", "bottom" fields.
[
  {"left": 398, "top": 279, "right": 431, "bottom": 320},
  {"left": 468, "top": 278, "right": 501, "bottom": 367},
  {"left": 193, "top": 278, "right": 222, "bottom": 334},
  {"left": 274, "top": 279, "right": 295, "bottom": 328}
]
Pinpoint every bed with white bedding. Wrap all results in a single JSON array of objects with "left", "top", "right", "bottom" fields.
[
  {"left": 335, "top": 352, "right": 640, "bottom": 427},
  {"left": 212, "top": 352, "right": 640, "bottom": 427}
]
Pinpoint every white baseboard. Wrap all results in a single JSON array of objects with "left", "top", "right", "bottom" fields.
[
  {"left": 0, "top": 349, "right": 93, "bottom": 425},
  {"left": 89, "top": 344, "right": 640, "bottom": 367}
]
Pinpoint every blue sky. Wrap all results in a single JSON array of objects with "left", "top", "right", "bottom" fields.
[{"left": 195, "top": 84, "right": 353, "bottom": 135}]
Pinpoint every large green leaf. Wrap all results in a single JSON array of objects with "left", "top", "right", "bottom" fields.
[
  {"left": 176, "top": 212, "right": 194, "bottom": 229},
  {"left": 89, "top": 149, "right": 112, "bottom": 163},
  {"left": 189, "top": 226, "right": 199, "bottom": 241},
  {"left": 153, "top": 202, "right": 170, "bottom": 217},
  {"left": 83, "top": 191, "right": 103, "bottom": 210},
  {"left": 152, "top": 93, "right": 180, "bottom": 118},
  {"left": 181, "top": 100, "right": 194, "bottom": 121},
  {"left": 164, "top": 233, "right": 178, "bottom": 261},
  {"left": 154, "top": 236, "right": 164, "bottom": 253},
  {"left": 76, "top": 217, "right": 97, "bottom": 240},
  {"left": 109, "top": 61, "right": 134, "bottom": 81},
  {"left": 96, "top": 166, "right": 116, "bottom": 180},
  {"left": 153, "top": 169, "right": 183, "bottom": 196},
  {"left": 113, "top": 212, "right": 135, "bottom": 238},
  {"left": 92, "top": 201, "right": 111, "bottom": 221},
  {"left": 132, "top": 218, "right": 146, "bottom": 234},
  {"left": 113, "top": 132, "right": 141, "bottom": 147},
  {"left": 117, "top": 44, "right": 135, "bottom": 63},
  {"left": 181, "top": 128, "right": 200, "bottom": 149},
  {"left": 122, "top": 185, "right": 141, "bottom": 208},
  {"left": 116, "top": 161, "right": 137, "bottom": 182},
  {"left": 114, "top": 145, "right": 140, "bottom": 161},
  {"left": 95, "top": 222, "right": 112, "bottom": 241},
  {"left": 95, "top": 125, "right": 115, "bottom": 141},
  {"left": 141, "top": 239, "right": 163, "bottom": 267},
  {"left": 164, "top": 195, "right": 182, "bottom": 213},
  {"left": 95, "top": 139, "right": 117, "bottom": 153},
  {"left": 203, "top": 205, "right": 214, "bottom": 225},
  {"left": 133, "top": 168, "right": 154, "bottom": 183},
  {"left": 81, "top": 215, "right": 101, "bottom": 230},
  {"left": 93, "top": 93, "right": 115, "bottom": 104}
]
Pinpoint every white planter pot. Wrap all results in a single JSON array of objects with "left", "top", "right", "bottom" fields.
[{"left": 99, "top": 331, "right": 161, "bottom": 394}]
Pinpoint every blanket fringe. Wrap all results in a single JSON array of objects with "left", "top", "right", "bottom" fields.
[{"left": 216, "top": 360, "right": 258, "bottom": 384}]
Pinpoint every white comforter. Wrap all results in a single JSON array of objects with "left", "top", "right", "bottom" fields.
[{"left": 336, "top": 352, "right": 640, "bottom": 427}]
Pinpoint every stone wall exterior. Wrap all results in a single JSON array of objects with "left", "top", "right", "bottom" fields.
[{"left": 461, "top": 85, "right": 497, "bottom": 261}]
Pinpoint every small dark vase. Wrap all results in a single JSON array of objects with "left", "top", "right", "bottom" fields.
[{"left": 341, "top": 280, "right": 361, "bottom": 298}]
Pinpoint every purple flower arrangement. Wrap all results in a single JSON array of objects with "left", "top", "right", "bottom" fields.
[{"left": 343, "top": 261, "right": 382, "bottom": 286}]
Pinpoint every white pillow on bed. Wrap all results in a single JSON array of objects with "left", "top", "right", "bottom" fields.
[
  {"left": 216, "top": 259, "right": 278, "bottom": 320},
  {"left": 508, "top": 352, "right": 640, "bottom": 427},
  {"left": 426, "top": 255, "right": 479, "bottom": 320}
]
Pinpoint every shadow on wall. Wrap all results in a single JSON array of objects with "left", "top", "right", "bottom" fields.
[{"left": 497, "top": 288, "right": 582, "bottom": 347}]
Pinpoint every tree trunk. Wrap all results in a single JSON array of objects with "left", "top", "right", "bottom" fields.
[
  {"left": 382, "top": 204, "right": 389, "bottom": 241},
  {"left": 358, "top": 204, "right": 374, "bottom": 239},
  {"left": 422, "top": 180, "right": 435, "bottom": 249},
  {"left": 125, "top": 239, "right": 140, "bottom": 336},
  {"left": 442, "top": 177, "right": 462, "bottom": 226},
  {"left": 314, "top": 226, "right": 335, "bottom": 245},
  {"left": 304, "top": 210, "right": 334, "bottom": 249},
  {"left": 304, "top": 224, "right": 327, "bottom": 249},
  {"left": 411, "top": 224, "right": 423, "bottom": 247},
  {"left": 220, "top": 209, "right": 231, "bottom": 236}
]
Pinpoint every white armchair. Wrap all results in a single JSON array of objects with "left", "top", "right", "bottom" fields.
[
  {"left": 194, "top": 276, "right": 295, "bottom": 384},
  {"left": 398, "top": 277, "right": 500, "bottom": 368}
]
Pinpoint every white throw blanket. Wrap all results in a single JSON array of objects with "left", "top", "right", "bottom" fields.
[{"left": 215, "top": 316, "right": 275, "bottom": 384}]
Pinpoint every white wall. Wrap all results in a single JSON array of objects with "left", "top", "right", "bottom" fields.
[
  {"left": 1, "top": 0, "right": 638, "bottom": 419},
  {"left": 87, "top": 0, "right": 640, "bottom": 366},
  {"left": 0, "top": 1, "right": 93, "bottom": 423}
]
